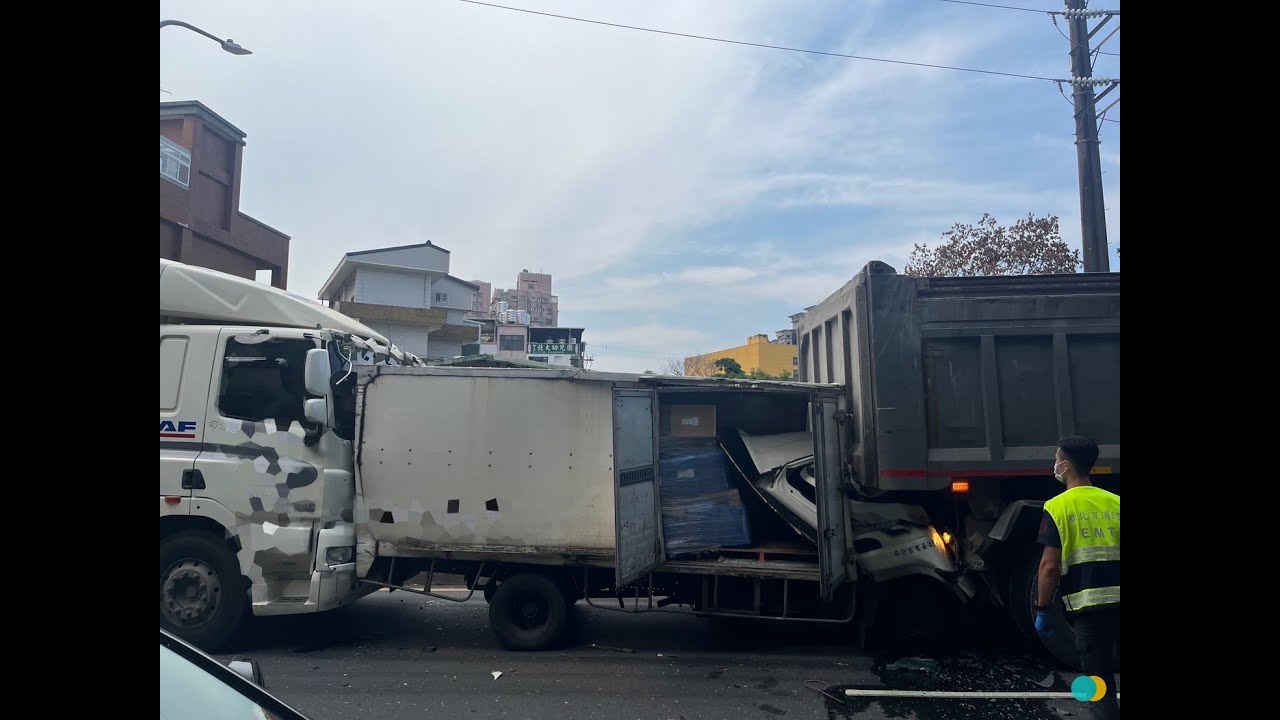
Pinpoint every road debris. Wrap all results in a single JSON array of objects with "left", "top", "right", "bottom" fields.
[
  {"left": 591, "top": 643, "right": 636, "bottom": 653},
  {"left": 885, "top": 657, "right": 940, "bottom": 673}
]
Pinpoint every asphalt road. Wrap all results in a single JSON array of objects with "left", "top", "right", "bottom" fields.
[{"left": 228, "top": 590, "right": 1113, "bottom": 720}]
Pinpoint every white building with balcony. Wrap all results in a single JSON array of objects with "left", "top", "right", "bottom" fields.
[{"left": 319, "top": 242, "right": 482, "bottom": 362}]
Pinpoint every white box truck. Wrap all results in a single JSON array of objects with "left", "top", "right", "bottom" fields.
[{"left": 349, "top": 365, "right": 880, "bottom": 651}]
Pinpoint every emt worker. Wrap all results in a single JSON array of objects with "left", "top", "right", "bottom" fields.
[{"left": 1036, "top": 435, "right": 1120, "bottom": 719}]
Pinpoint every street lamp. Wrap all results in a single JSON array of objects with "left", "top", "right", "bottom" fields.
[{"left": 160, "top": 19, "right": 252, "bottom": 56}]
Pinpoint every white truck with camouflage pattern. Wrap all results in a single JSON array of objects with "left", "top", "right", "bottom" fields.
[{"left": 160, "top": 258, "right": 419, "bottom": 650}]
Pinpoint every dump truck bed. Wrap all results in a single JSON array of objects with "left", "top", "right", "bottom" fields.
[{"left": 795, "top": 263, "right": 1120, "bottom": 492}]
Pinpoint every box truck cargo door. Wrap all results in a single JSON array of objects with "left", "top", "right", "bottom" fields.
[
  {"left": 613, "top": 389, "right": 662, "bottom": 587},
  {"left": 814, "top": 394, "right": 853, "bottom": 600}
]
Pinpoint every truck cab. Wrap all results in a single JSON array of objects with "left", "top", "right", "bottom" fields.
[{"left": 160, "top": 259, "right": 414, "bottom": 650}]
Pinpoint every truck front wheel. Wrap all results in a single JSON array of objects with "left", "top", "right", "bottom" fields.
[
  {"left": 488, "top": 572, "right": 569, "bottom": 651},
  {"left": 1008, "top": 549, "right": 1080, "bottom": 669},
  {"left": 160, "top": 530, "right": 247, "bottom": 652}
]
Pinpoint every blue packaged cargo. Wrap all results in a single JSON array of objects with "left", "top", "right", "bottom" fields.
[
  {"left": 659, "top": 450, "right": 731, "bottom": 499},
  {"left": 661, "top": 489, "right": 753, "bottom": 556},
  {"left": 659, "top": 437, "right": 719, "bottom": 459}
]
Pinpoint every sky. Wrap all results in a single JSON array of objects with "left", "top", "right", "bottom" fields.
[{"left": 160, "top": 0, "right": 1120, "bottom": 373}]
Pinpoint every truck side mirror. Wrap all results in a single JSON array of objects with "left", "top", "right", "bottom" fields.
[
  {"left": 305, "top": 348, "right": 330, "bottom": 397},
  {"left": 304, "top": 398, "right": 328, "bottom": 426}
]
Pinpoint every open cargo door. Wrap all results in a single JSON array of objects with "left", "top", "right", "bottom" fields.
[
  {"left": 613, "top": 389, "right": 662, "bottom": 587},
  {"left": 813, "top": 394, "right": 853, "bottom": 600}
]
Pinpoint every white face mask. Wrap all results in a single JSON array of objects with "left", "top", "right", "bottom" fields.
[{"left": 1053, "top": 460, "right": 1067, "bottom": 484}]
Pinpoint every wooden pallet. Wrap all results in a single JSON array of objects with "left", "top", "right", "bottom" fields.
[{"left": 718, "top": 544, "right": 818, "bottom": 563}]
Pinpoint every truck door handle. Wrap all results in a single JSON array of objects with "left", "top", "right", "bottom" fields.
[{"left": 182, "top": 469, "right": 206, "bottom": 491}]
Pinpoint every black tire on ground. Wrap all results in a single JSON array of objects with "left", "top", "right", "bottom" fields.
[
  {"left": 160, "top": 530, "right": 247, "bottom": 652},
  {"left": 488, "top": 572, "right": 569, "bottom": 651},
  {"left": 1008, "top": 549, "right": 1080, "bottom": 669}
]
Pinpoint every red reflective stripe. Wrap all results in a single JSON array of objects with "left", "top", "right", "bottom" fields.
[{"left": 881, "top": 467, "right": 1055, "bottom": 479}]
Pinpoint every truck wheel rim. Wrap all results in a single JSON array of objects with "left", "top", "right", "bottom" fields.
[
  {"left": 162, "top": 558, "right": 222, "bottom": 628},
  {"left": 507, "top": 592, "right": 550, "bottom": 633}
]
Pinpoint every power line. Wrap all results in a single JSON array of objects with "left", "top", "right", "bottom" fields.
[
  {"left": 454, "top": 0, "right": 1064, "bottom": 82},
  {"left": 931, "top": 0, "right": 1049, "bottom": 13}
]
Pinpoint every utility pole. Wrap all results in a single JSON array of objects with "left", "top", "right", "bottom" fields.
[{"left": 1064, "top": 1, "right": 1118, "bottom": 272}]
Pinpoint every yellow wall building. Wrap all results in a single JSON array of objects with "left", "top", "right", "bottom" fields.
[{"left": 686, "top": 335, "right": 798, "bottom": 378}]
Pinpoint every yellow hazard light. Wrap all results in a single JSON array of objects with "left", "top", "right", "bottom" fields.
[
  {"left": 942, "top": 532, "right": 953, "bottom": 545},
  {"left": 951, "top": 480, "right": 970, "bottom": 493}
]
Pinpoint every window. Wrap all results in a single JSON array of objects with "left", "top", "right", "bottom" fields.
[
  {"left": 527, "top": 283, "right": 535, "bottom": 290},
  {"left": 434, "top": 292, "right": 448, "bottom": 303},
  {"left": 160, "top": 135, "right": 192, "bottom": 187},
  {"left": 160, "top": 336, "right": 189, "bottom": 411},
  {"left": 528, "top": 356, "right": 548, "bottom": 363},
  {"left": 217, "top": 336, "right": 314, "bottom": 424},
  {"left": 499, "top": 335, "right": 525, "bottom": 351}
]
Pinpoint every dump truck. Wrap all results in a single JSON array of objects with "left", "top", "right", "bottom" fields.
[
  {"left": 791, "top": 261, "right": 1120, "bottom": 665},
  {"left": 160, "top": 258, "right": 1118, "bottom": 667}
]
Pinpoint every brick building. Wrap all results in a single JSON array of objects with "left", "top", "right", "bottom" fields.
[{"left": 160, "top": 101, "right": 290, "bottom": 288}]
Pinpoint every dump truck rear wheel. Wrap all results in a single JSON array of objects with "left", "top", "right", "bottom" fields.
[
  {"left": 488, "top": 573, "right": 569, "bottom": 651},
  {"left": 1009, "top": 549, "right": 1081, "bottom": 670}
]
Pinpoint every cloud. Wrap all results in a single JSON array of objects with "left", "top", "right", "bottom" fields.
[
  {"left": 585, "top": 322, "right": 712, "bottom": 373},
  {"left": 161, "top": 0, "right": 1118, "bottom": 372}
]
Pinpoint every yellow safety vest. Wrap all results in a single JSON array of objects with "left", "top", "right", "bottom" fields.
[{"left": 1044, "top": 485, "right": 1120, "bottom": 612}]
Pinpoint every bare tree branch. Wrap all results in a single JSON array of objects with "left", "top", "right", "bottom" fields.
[
  {"left": 660, "top": 355, "right": 687, "bottom": 375},
  {"left": 682, "top": 354, "right": 719, "bottom": 377},
  {"left": 904, "top": 213, "right": 1081, "bottom": 277}
]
